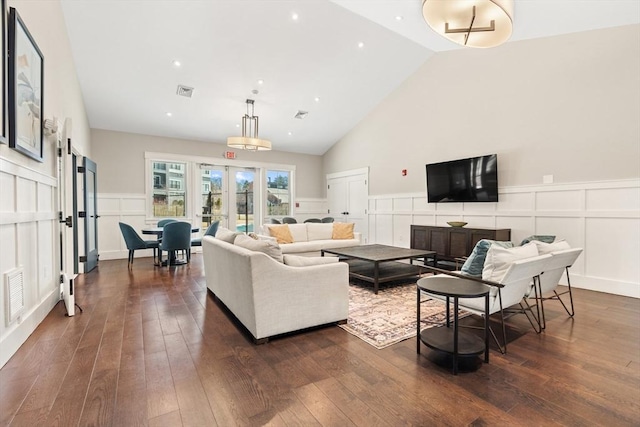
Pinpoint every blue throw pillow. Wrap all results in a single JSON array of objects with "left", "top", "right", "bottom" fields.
[
  {"left": 520, "top": 235, "right": 555, "bottom": 246},
  {"left": 460, "top": 239, "right": 514, "bottom": 277}
]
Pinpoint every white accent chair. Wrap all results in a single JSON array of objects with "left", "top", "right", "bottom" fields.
[
  {"left": 421, "top": 254, "right": 552, "bottom": 353},
  {"left": 528, "top": 248, "right": 583, "bottom": 330}
]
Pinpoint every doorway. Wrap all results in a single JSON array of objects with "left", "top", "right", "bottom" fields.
[
  {"left": 197, "top": 165, "right": 260, "bottom": 233},
  {"left": 327, "top": 168, "right": 369, "bottom": 243}
]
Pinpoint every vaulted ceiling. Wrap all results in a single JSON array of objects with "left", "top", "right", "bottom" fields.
[{"left": 60, "top": 0, "right": 640, "bottom": 155}]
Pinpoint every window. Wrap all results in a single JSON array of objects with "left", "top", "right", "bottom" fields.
[
  {"left": 266, "top": 170, "right": 291, "bottom": 215},
  {"left": 151, "top": 160, "right": 187, "bottom": 218}
]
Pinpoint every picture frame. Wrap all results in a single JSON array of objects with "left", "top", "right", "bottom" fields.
[
  {"left": 0, "top": 0, "right": 7, "bottom": 145},
  {"left": 8, "top": 7, "right": 43, "bottom": 162}
]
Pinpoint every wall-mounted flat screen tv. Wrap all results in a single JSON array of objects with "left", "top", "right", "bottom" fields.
[{"left": 426, "top": 154, "right": 498, "bottom": 203}]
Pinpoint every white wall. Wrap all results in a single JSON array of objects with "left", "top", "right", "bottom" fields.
[
  {"left": 323, "top": 25, "right": 640, "bottom": 298},
  {"left": 368, "top": 180, "right": 640, "bottom": 298},
  {"left": 0, "top": 0, "right": 91, "bottom": 367},
  {"left": 91, "top": 129, "right": 325, "bottom": 198},
  {"left": 324, "top": 25, "right": 640, "bottom": 193}
]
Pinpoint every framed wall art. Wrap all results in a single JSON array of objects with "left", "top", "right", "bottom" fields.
[
  {"left": 8, "top": 7, "right": 44, "bottom": 162},
  {"left": 0, "top": 0, "right": 7, "bottom": 145}
]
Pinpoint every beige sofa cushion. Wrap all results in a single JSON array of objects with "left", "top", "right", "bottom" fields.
[
  {"left": 234, "top": 233, "right": 284, "bottom": 263},
  {"left": 279, "top": 238, "right": 360, "bottom": 254},
  {"left": 307, "top": 223, "right": 334, "bottom": 241},
  {"left": 283, "top": 254, "right": 339, "bottom": 267},
  {"left": 215, "top": 227, "right": 240, "bottom": 243},
  {"left": 288, "top": 223, "right": 309, "bottom": 242}
]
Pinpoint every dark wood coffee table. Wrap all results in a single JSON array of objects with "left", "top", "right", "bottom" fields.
[{"left": 321, "top": 244, "right": 436, "bottom": 294}]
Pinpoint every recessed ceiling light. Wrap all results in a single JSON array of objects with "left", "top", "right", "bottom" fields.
[
  {"left": 172, "top": 60, "right": 181, "bottom": 67},
  {"left": 291, "top": 12, "right": 299, "bottom": 21},
  {"left": 166, "top": 112, "right": 172, "bottom": 117},
  {"left": 235, "top": 124, "right": 240, "bottom": 128},
  {"left": 395, "top": 16, "right": 404, "bottom": 21},
  {"left": 288, "top": 131, "right": 293, "bottom": 136},
  {"left": 357, "top": 42, "right": 364, "bottom": 48},
  {"left": 314, "top": 97, "right": 320, "bottom": 103},
  {"left": 257, "top": 79, "right": 264, "bottom": 85}
]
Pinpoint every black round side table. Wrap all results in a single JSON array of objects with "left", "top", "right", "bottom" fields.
[{"left": 417, "top": 276, "right": 490, "bottom": 375}]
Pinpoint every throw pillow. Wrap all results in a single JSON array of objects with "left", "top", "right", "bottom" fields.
[
  {"left": 234, "top": 233, "right": 284, "bottom": 263},
  {"left": 306, "top": 223, "right": 334, "bottom": 241},
  {"left": 460, "top": 239, "right": 514, "bottom": 277},
  {"left": 482, "top": 242, "right": 539, "bottom": 283},
  {"left": 287, "top": 223, "right": 309, "bottom": 242},
  {"left": 520, "top": 235, "right": 555, "bottom": 245},
  {"left": 215, "top": 227, "right": 239, "bottom": 243},
  {"left": 332, "top": 222, "right": 355, "bottom": 240},
  {"left": 283, "top": 254, "right": 339, "bottom": 267},
  {"left": 532, "top": 240, "right": 571, "bottom": 254},
  {"left": 267, "top": 224, "right": 294, "bottom": 244}
]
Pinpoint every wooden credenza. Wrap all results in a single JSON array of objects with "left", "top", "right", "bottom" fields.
[{"left": 410, "top": 225, "right": 511, "bottom": 264}]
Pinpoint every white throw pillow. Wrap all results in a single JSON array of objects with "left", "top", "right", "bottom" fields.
[
  {"left": 283, "top": 254, "right": 339, "bottom": 267},
  {"left": 287, "top": 223, "right": 309, "bottom": 242},
  {"left": 234, "top": 233, "right": 284, "bottom": 263},
  {"left": 215, "top": 227, "right": 239, "bottom": 243},
  {"left": 483, "top": 242, "right": 539, "bottom": 283},
  {"left": 533, "top": 240, "right": 571, "bottom": 254},
  {"left": 306, "top": 223, "right": 334, "bottom": 241}
]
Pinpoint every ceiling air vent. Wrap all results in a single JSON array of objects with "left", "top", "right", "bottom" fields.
[
  {"left": 176, "top": 85, "right": 194, "bottom": 98},
  {"left": 294, "top": 110, "right": 308, "bottom": 119}
]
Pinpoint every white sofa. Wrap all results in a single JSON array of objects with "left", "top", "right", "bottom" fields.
[
  {"left": 202, "top": 235, "right": 349, "bottom": 343},
  {"left": 261, "top": 222, "right": 361, "bottom": 256}
]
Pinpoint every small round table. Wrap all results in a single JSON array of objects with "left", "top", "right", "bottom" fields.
[{"left": 417, "top": 276, "right": 490, "bottom": 375}]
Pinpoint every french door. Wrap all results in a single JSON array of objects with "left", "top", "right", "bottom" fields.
[
  {"left": 197, "top": 165, "right": 260, "bottom": 233},
  {"left": 327, "top": 168, "right": 369, "bottom": 243},
  {"left": 82, "top": 157, "right": 99, "bottom": 272}
]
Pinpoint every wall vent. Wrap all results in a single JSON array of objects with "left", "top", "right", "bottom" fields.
[
  {"left": 176, "top": 85, "right": 195, "bottom": 98},
  {"left": 294, "top": 110, "right": 308, "bottom": 119},
  {"left": 5, "top": 268, "right": 25, "bottom": 326}
]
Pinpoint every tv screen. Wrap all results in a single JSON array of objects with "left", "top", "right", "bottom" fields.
[{"left": 426, "top": 154, "right": 498, "bottom": 203}]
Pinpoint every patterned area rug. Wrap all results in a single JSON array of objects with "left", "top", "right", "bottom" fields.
[{"left": 339, "top": 280, "right": 469, "bottom": 349}]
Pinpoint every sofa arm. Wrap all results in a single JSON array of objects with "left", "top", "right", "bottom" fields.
[{"left": 249, "top": 255, "right": 349, "bottom": 339}]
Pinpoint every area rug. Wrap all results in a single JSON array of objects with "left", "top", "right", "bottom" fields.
[{"left": 339, "top": 280, "right": 470, "bottom": 349}]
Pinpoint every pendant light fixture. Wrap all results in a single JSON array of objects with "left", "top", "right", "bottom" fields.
[
  {"left": 422, "top": 0, "right": 514, "bottom": 48},
  {"left": 227, "top": 99, "right": 272, "bottom": 151}
]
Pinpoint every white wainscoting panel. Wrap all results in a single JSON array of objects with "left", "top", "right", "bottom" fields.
[
  {"left": 0, "top": 158, "right": 59, "bottom": 368},
  {"left": 97, "top": 194, "right": 150, "bottom": 260},
  {"left": 536, "top": 190, "right": 582, "bottom": 211},
  {"left": 95, "top": 180, "right": 640, "bottom": 299},
  {"left": 98, "top": 195, "right": 331, "bottom": 260},
  {"left": 368, "top": 179, "right": 640, "bottom": 298}
]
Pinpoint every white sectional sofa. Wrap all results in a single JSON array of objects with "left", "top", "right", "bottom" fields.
[
  {"left": 202, "top": 235, "right": 349, "bottom": 343},
  {"left": 261, "top": 222, "right": 361, "bottom": 256}
]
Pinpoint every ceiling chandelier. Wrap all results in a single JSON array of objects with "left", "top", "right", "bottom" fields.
[
  {"left": 422, "top": 0, "right": 514, "bottom": 48},
  {"left": 227, "top": 99, "right": 272, "bottom": 151}
]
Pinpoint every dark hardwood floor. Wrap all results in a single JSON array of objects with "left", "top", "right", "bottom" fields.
[{"left": 1, "top": 254, "right": 639, "bottom": 426}]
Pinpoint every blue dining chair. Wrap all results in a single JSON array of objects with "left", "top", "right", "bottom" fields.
[
  {"left": 321, "top": 217, "right": 334, "bottom": 223},
  {"left": 157, "top": 218, "right": 177, "bottom": 227},
  {"left": 159, "top": 221, "right": 192, "bottom": 266},
  {"left": 191, "top": 220, "right": 220, "bottom": 249},
  {"left": 119, "top": 222, "right": 159, "bottom": 268}
]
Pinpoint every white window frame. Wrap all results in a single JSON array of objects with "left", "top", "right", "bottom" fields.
[{"left": 145, "top": 151, "right": 296, "bottom": 228}]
